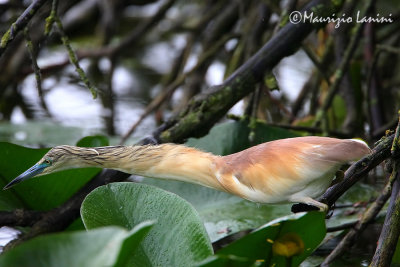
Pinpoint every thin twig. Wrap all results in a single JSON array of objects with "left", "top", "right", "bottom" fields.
[
  {"left": 391, "top": 111, "right": 400, "bottom": 155},
  {"left": 17, "top": 0, "right": 217, "bottom": 86},
  {"left": 264, "top": 87, "right": 293, "bottom": 119},
  {"left": 272, "top": 0, "right": 298, "bottom": 34},
  {"left": 372, "top": 117, "right": 398, "bottom": 139},
  {"left": 322, "top": 172, "right": 393, "bottom": 265},
  {"left": 313, "top": 0, "right": 375, "bottom": 127},
  {"left": 44, "top": 0, "right": 58, "bottom": 35},
  {"left": 54, "top": 16, "right": 97, "bottom": 98},
  {"left": 110, "top": 0, "right": 176, "bottom": 56},
  {"left": 365, "top": 21, "right": 385, "bottom": 135},
  {"left": 326, "top": 221, "right": 357, "bottom": 233},
  {"left": 24, "top": 28, "right": 52, "bottom": 117},
  {"left": 154, "top": 34, "right": 195, "bottom": 124},
  {"left": 119, "top": 33, "right": 239, "bottom": 144},
  {"left": 301, "top": 44, "right": 331, "bottom": 85},
  {"left": 376, "top": 44, "right": 400, "bottom": 55},
  {"left": 156, "top": 0, "right": 344, "bottom": 143},
  {"left": 0, "top": 0, "right": 49, "bottom": 58},
  {"left": 291, "top": 38, "right": 333, "bottom": 120}
]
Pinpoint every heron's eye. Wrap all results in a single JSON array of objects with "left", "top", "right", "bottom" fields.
[{"left": 45, "top": 158, "right": 53, "bottom": 165}]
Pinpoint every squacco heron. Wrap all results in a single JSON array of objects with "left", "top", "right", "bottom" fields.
[{"left": 3, "top": 136, "right": 370, "bottom": 211}]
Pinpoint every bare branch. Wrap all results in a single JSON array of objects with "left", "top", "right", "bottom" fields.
[
  {"left": 322, "top": 171, "right": 393, "bottom": 265},
  {"left": 313, "top": 0, "right": 375, "bottom": 127},
  {"left": 0, "top": 0, "right": 49, "bottom": 58}
]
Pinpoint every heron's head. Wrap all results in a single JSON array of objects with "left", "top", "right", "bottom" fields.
[{"left": 3, "top": 145, "right": 91, "bottom": 190}]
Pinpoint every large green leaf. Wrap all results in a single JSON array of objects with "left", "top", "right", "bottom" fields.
[
  {"left": 76, "top": 135, "right": 110, "bottom": 147},
  {"left": 197, "top": 255, "right": 256, "bottom": 267},
  {"left": 142, "top": 179, "right": 293, "bottom": 242},
  {"left": 0, "top": 223, "right": 154, "bottom": 267},
  {"left": 81, "top": 182, "right": 213, "bottom": 267},
  {"left": 144, "top": 121, "right": 298, "bottom": 241},
  {"left": 198, "top": 212, "right": 326, "bottom": 267},
  {"left": 0, "top": 136, "right": 108, "bottom": 211}
]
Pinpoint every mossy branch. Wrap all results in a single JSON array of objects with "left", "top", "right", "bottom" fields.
[
  {"left": 120, "top": 33, "right": 239, "bottom": 144},
  {"left": 155, "top": 0, "right": 345, "bottom": 143},
  {"left": 369, "top": 111, "right": 400, "bottom": 266},
  {"left": 0, "top": 0, "right": 49, "bottom": 58},
  {"left": 370, "top": 162, "right": 400, "bottom": 266},
  {"left": 391, "top": 111, "right": 400, "bottom": 155},
  {"left": 24, "top": 28, "right": 51, "bottom": 117},
  {"left": 54, "top": 16, "right": 97, "bottom": 99},
  {"left": 0, "top": 210, "right": 44, "bottom": 227},
  {"left": 321, "top": 169, "right": 394, "bottom": 265},
  {"left": 44, "top": 0, "right": 58, "bottom": 35}
]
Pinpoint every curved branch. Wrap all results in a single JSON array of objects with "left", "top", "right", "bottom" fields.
[
  {"left": 370, "top": 112, "right": 400, "bottom": 266},
  {"left": 155, "top": 0, "right": 344, "bottom": 143},
  {"left": 0, "top": 0, "right": 49, "bottom": 58},
  {"left": 0, "top": 210, "right": 44, "bottom": 227}
]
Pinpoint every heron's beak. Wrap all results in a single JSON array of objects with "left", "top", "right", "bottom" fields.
[{"left": 3, "top": 163, "right": 47, "bottom": 190}]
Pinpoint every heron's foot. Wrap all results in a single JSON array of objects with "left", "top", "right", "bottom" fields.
[
  {"left": 291, "top": 196, "right": 329, "bottom": 213},
  {"left": 325, "top": 203, "right": 335, "bottom": 218}
]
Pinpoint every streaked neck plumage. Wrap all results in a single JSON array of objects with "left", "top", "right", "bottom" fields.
[{"left": 58, "top": 144, "right": 224, "bottom": 191}]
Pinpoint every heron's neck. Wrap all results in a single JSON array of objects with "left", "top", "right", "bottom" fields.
[{"left": 79, "top": 144, "right": 224, "bottom": 191}]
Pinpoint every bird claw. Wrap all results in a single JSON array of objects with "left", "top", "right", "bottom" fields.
[{"left": 325, "top": 203, "right": 335, "bottom": 218}]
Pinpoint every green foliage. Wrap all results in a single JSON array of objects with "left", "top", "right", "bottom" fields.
[
  {"left": 328, "top": 95, "right": 347, "bottom": 129},
  {"left": 81, "top": 182, "right": 213, "bottom": 267},
  {"left": 197, "top": 255, "right": 256, "bottom": 267},
  {"left": 198, "top": 212, "right": 326, "bottom": 267},
  {"left": 0, "top": 223, "right": 154, "bottom": 267},
  {"left": 391, "top": 238, "right": 400, "bottom": 264},
  {"left": 0, "top": 135, "right": 108, "bottom": 211},
  {"left": 76, "top": 135, "right": 109, "bottom": 147},
  {"left": 0, "top": 142, "right": 99, "bottom": 211},
  {"left": 0, "top": 27, "right": 12, "bottom": 48}
]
